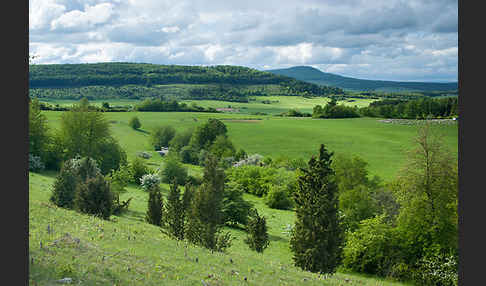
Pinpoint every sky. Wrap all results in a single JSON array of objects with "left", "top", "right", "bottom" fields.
[{"left": 29, "top": 0, "right": 458, "bottom": 82}]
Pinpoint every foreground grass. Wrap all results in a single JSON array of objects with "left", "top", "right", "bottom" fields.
[{"left": 29, "top": 171, "right": 411, "bottom": 286}]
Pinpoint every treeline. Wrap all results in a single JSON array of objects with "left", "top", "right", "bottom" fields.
[
  {"left": 29, "top": 85, "right": 165, "bottom": 100},
  {"left": 360, "top": 96, "right": 458, "bottom": 119},
  {"left": 310, "top": 96, "right": 458, "bottom": 119},
  {"left": 29, "top": 63, "right": 344, "bottom": 97},
  {"left": 312, "top": 98, "right": 360, "bottom": 118},
  {"left": 134, "top": 98, "right": 219, "bottom": 113}
]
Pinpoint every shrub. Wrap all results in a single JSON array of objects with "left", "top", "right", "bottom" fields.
[
  {"left": 160, "top": 157, "right": 188, "bottom": 186},
  {"left": 169, "top": 128, "right": 193, "bottom": 151},
  {"left": 233, "top": 154, "right": 264, "bottom": 167},
  {"left": 74, "top": 174, "right": 114, "bottom": 220},
  {"left": 29, "top": 153, "right": 45, "bottom": 172},
  {"left": 413, "top": 250, "right": 458, "bottom": 286},
  {"left": 179, "top": 146, "right": 199, "bottom": 165},
  {"left": 129, "top": 116, "right": 141, "bottom": 130},
  {"left": 244, "top": 209, "right": 270, "bottom": 253},
  {"left": 130, "top": 157, "right": 149, "bottom": 184},
  {"left": 140, "top": 173, "right": 161, "bottom": 191},
  {"left": 145, "top": 184, "right": 164, "bottom": 226},
  {"left": 222, "top": 184, "right": 253, "bottom": 226},
  {"left": 265, "top": 185, "right": 293, "bottom": 210},
  {"left": 50, "top": 159, "right": 78, "bottom": 208},
  {"left": 150, "top": 125, "right": 176, "bottom": 150},
  {"left": 342, "top": 215, "right": 402, "bottom": 277}
]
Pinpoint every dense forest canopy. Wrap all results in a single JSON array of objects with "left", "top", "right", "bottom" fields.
[{"left": 29, "top": 63, "right": 344, "bottom": 97}]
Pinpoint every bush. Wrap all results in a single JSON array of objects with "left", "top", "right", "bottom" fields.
[
  {"left": 232, "top": 154, "right": 264, "bottom": 167},
  {"left": 29, "top": 153, "right": 45, "bottom": 172},
  {"left": 50, "top": 159, "right": 78, "bottom": 208},
  {"left": 342, "top": 215, "right": 402, "bottom": 277},
  {"left": 265, "top": 185, "right": 293, "bottom": 210},
  {"left": 74, "top": 174, "right": 114, "bottom": 220},
  {"left": 179, "top": 146, "right": 199, "bottom": 165},
  {"left": 160, "top": 157, "right": 188, "bottom": 186},
  {"left": 140, "top": 173, "right": 161, "bottom": 191},
  {"left": 150, "top": 125, "right": 176, "bottom": 150},
  {"left": 244, "top": 209, "right": 270, "bottom": 253},
  {"left": 129, "top": 116, "right": 141, "bottom": 130},
  {"left": 130, "top": 157, "right": 149, "bottom": 184},
  {"left": 169, "top": 128, "right": 193, "bottom": 151},
  {"left": 226, "top": 165, "right": 275, "bottom": 196},
  {"left": 222, "top": 184, "right": 253, "bottom": 226},
  {"left": 413, "top": 250, "right": 458, "bottom": 286}
]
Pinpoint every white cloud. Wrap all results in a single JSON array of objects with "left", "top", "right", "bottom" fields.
[
  {"left": 50, "top": 3, "right": 115, "bottom": 32},
  {"left": 29, "top": 0, "right": 458, "bottom": 82}
]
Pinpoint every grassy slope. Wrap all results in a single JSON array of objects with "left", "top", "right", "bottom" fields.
[
  {"left": 43, "top": 111, "right": 457, "bottom": 182},
  {"left": 29, "top": 171, "right": 411, "bottom": 286}
]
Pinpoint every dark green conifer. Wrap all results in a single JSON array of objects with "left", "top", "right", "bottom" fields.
[{"left": 290, "top": 144, "right": 343, "bottom": 274}]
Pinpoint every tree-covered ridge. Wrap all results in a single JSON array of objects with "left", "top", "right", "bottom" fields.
[
  {"left": 28, "top": 63, "right": 344, "bottom": 97},
  {"left": 267, "top": 66, "right": 458, "bottom": 92}
]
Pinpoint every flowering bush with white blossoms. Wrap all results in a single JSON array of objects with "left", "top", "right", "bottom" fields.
[
  {"left": 140, "top": 173, "right": 161, "bottom": 191},
  {"left": 233, "top": 154, "right": 264, "bottom": 167}
]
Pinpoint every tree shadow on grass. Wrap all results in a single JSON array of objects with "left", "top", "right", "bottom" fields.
[
  {"left": 135, "top": 129, "right": 150, "bottom": 135},
  {"left": 268, "top": 233, "right": 287, "bottom": 242},
  {"left": 119, "top": 209, "right": 145, "bottom": 223}
]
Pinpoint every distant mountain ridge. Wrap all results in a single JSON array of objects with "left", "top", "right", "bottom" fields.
[{"left": 265, "top": 66, "right": 458, "bottom": 92}]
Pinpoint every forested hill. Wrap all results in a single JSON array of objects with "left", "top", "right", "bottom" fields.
[
  {"left": 266, "top": 66, "right": 458, "bottom": 92},
  {"left": 29, "top": 62, "right": 343, "bottom": 96}
]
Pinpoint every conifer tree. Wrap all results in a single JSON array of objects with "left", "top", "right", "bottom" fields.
[
  {"left": 244, "top": 208, "right": 269, "bottom": 253},
  {"left": 290, "top": 144, "right": 343, "bottom": 274},
  {"left": 145, "top": 184, "right": 164, "bottom": 226},
  {"left": 185, "top": 154, "right": 231, "bottom": 251},
  {"left": 165, "top": 181, "right": 185, "bottom": 240}
]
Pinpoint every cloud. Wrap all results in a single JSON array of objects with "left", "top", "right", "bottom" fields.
[
  {"left": 29, "top": 0, "right": 458, "bottom": 82},
  {"left": 50, "top": 3, "right": 115, "bottom": 32}
]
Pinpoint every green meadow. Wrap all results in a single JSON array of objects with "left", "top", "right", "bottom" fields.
[
  {"left": 29, "top": 171, "right": 412, "bottom": 286},
  {"left": 43, "top": 109, "right": 457, "bottom": 182},
  {"left": 30, "top": 97, "right": 457, "bottom": 285}
]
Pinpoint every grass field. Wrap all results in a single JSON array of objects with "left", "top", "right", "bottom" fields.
[
  {"left": 38, "top": 96, "right": 376, "bottom": 115},
  {"left": 42, "top": 110, "right": 457, "bottom": 182},
  {"left": 29, "top": 171, "right": 412, "bottom": 286},
  {"left": 30, "top": 98, "right": 457, "bottom": 285}
]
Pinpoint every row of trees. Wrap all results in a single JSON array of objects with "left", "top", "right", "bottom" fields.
[
  {"left": 312, "top": 98, "right": 361, "bottom": 118},
  {"left": 360, "top": 96, "right": 458, "bottom": 119}
]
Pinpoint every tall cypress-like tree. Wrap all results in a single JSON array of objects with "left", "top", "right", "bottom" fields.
[
  {"left": 145, "top": 184, "right": 164, "bottom": 227},
  {"left": 165, "top": 181, "right": 185, "bottom": 240},
  {"left": 290, "top": 144, "right": 343, "bottom": 274},
  {"left": 185, "top": 155, "right": 231, "bottom": 251}
]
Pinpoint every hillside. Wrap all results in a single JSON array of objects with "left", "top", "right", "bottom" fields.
[
  {"left": 266, "top": 66, "right": 458, "bottom": 92},
  {"left": 28, "top": 63, "right": 344, "bottom": 101}
]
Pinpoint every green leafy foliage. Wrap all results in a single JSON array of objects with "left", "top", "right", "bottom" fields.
[
  {"left": 74, "top": 174, "right": 114, "bottom": 220},
  {"left": 160, "top": 156, "right": 188, "bottom": 186},
  {"left": 150, "top": 125, "right": 176, "bottom": 150},
  {"left": 290, "top": 144, "right": 343, "bottom": 274},
  {"left": 222, "top": 183, "right": 253, "bottom": 226},
  {"left": 58, "top": 99, "right": 126, "bottom": 174},
  {"left": 128, "top": 116, "right": 141, "bottom": 130},
  {"left": 341, "top": 215, "right": 402, "bottom": 277},
  {"left": 130, "top": 157, "right": 150, "bottom": 184}
]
